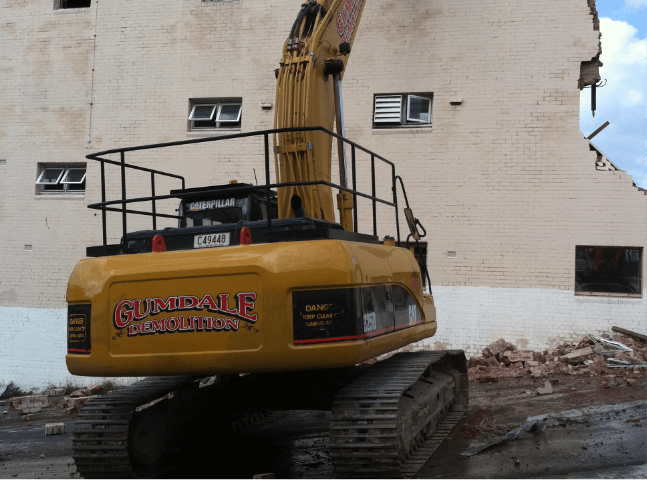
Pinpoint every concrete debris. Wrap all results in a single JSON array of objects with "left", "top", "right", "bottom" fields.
[
  {"left": 12, "top": 395, "right": 49, "bottom": 414},
  {"left": 560, "top": 346, "right": 595, "bottom": 362},
  {"left": 21, "top": 414, "right": 34, "bottom": 421},
  {"left": 536, "top": 381, "right": 553, "bottom": 395},
  {"left": 469, "top": 330, "right": 647, "bottom": 382},
  {"left": 45, "top": 423, "right": 65, "bottom": 435},
  {"left": 46, "top": 388, "right": 66, "bottom": 397}
]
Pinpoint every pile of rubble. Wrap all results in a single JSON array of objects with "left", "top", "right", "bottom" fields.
[
  {"left": 468, "top": 327, "right": 647, "bottom": 387},
  {"left": 1, "top": 384, "right": 106, "bottom": 421}
]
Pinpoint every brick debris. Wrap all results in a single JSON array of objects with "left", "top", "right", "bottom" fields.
[{"left": 468, "top": 332, "right": 647, "bottom": 387}]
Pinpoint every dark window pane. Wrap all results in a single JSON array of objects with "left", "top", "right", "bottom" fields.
[
  {"left": 37, "top": 168, "right": 65, "bottom": 184},
  {"left": 192, "top": 118, "right": 217, "bottom": 129},
  {"left": 61, "top": 0, "right": 91, "bottom": 8},
  {"left": 217, "top": 104, "right": 242, "bottom": 122},
  {"left": 190, "top": 105, "right": 216, "bottom": 121},
  {"left": 67, "top": 180, "right": 86, "bottom": 191},
  {"left": 185, "top": 208, "right": 242, "bottom": 227},
  {"left": 42, "top": 183, "right": 65, "bottom": 192},
  {"left": 61, "top": 168, "right": 86, "bottom": 184},
  {"left": 408, "top": 96, "right": 430, "bottom": 122},
  {"left": 575, "top": 247, "right": 642, "bottom": 295}
]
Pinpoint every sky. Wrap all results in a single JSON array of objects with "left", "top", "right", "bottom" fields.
[{"left": 579, "top": 0, "right": 647, "bottom": 188}]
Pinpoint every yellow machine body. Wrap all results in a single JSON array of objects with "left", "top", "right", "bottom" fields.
[{"left": 67, "top": 240, "right": 436, "bottom": 377}]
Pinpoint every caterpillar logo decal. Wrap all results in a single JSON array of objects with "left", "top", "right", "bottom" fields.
[
  {"left": 336, "top": 0, "right": 364, "bottom": 43},
  {"left": 113, "top": 293, "right": 258, "bottom": 337}
]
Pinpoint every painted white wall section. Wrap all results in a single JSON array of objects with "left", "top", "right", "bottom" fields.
[
  {"left": 2, "top": 287, "right": 645, "bottom": 389},
  {"left": 419, "top": 286, "right": 646, "bottom": 357},
  {"left": 0, "top": 307, "right": 138, "bottom": 391}
]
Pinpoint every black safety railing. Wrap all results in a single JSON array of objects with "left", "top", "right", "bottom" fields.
[{"left": 86, "top": 126, "right": 402, "bottom": 246}]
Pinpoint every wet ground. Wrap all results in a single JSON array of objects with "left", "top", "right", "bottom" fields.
[{"left": 1, "top": 374, "right": 645, "bottom": 478}]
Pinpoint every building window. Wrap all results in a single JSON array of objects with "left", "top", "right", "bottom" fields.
[
  {"left": 36, "top": 164, "right": 86, "bottom": 194},
  {"left": 188, "top": 99, "right": 242, "bottom": 131},
  {"left": 56, "top": 0, "right": 91, "bottom": 9},
  {"left": 373, "top": 94, "right": 432, "bottom": 128},
  {"left": 575, "top": 246, "right": 642, "bottom": 296}
]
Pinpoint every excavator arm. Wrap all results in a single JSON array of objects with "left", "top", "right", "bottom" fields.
[{"left": 274, "top": 0, "right": 366, "bottom": 230}]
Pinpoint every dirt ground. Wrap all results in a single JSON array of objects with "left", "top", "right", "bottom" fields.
[{"left": 1, "top": 366, "right": 645, "bottom": 479}]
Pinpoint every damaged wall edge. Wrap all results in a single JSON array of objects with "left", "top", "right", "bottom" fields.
[{"left": 578, "top": 0, "right": 602, "bottom": 89}]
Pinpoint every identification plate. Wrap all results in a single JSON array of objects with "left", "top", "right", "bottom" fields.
[{"left": 194, "top": 232, "right": 230, "bottom": 249}]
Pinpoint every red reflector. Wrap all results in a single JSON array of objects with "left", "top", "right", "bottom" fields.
[
  {"left": 152, "top": 234, "right": 167, "bottom": 252},
  {"left": 240, "top": 227, "right": 253, "bottom": 245}
]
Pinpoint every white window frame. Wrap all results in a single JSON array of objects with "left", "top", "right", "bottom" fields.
[
  {"left": 60, "top": 167, "right": 87, "bottom": 185},
  {"left": 188, "top": 104, "right": 217, "bottom": 122},
  {"left": 36, "top": 167, "right": 65, "bottom": 186},
  {"left": 406, "top": 95, "right": 432, "bottom": 124},
  {"left": 373, "top": 93, "right": 433, "bottom": 128},
  {"left": 216, "top": 103, "right": 243, "bottom": 123},
  {"left": 36, "top": 164, "right": 86, "bottom": 194},
  {"left": 188, "top": 99, "right": 242, "bottom": 131}
]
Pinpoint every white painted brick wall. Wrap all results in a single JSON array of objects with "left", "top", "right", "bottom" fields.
[
  {"left": 421, "top": 286, "right": 647, "bottom": 357},
  {"left": 0, "top": 307, "right": 138, "bottom": 391}
]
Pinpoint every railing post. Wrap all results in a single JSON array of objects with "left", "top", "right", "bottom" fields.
[
  {"left": 264, "top": 133, "right": 272, "bottom": 240},
  {"left": 351, "top": 145, "right": 357, "bottom": 234},
  {"left": 100, "top": 161, "right": 107, "bottom": 246},
  {"left": 392, "top": 165, "right": 400, "bottom": 244},
  {"left": 151, "top": 172, "right": 157, "bottom": 231},
  {"left": 120, "top": 151, "right": 127, "bottom": 242},
  {"left": 371, "top": 155, "right": 376, "bottom": 237}
]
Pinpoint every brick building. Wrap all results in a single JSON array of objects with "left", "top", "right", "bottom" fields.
[{"left": 1, "top": 0, "right": 645, "bottom": 389}]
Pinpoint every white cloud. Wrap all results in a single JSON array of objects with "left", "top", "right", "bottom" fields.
[
  {"left": 624, "top": 0, "right": 646, "bottom": 8},
  {"left": 580, "top": 17, "right": 647, "bottom": 187}
]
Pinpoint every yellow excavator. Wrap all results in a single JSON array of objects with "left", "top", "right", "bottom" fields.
[{"left": 66, "top": 1, "right": 467, "bottom": 477}]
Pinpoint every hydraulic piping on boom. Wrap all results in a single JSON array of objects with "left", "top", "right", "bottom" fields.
[{"left": 274, "top": 0, "right": 363, "bottom": 230}]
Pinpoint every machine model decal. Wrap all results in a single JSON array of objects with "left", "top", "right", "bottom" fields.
[
  {"left": 188, "top": 198, "right": 235, "bottom": 211},
  {"left": 113, "top": 293, "right": 258, "bottom": 337},
  {"left": 336, "top": 0, "right": 364, "bottom": 43}
]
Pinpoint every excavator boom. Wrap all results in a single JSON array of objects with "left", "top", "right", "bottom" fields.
[{"left": 275, "top": 0, "right": 366, "bottom": 229}]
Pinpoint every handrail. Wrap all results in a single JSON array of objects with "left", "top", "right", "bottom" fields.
[
  {"left": 87, "top": 127, "right": 400, "bottom": 247},
  {"left": 86, "top": 126, "right": 394, "bottom": 167}
]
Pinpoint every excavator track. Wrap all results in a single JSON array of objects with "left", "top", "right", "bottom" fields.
[
  {"left": 329, "top": 350, "right": 468, "bottom": 478},
  {"left": 72, "top": 376, "right": 197, "bottom": 479}
]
